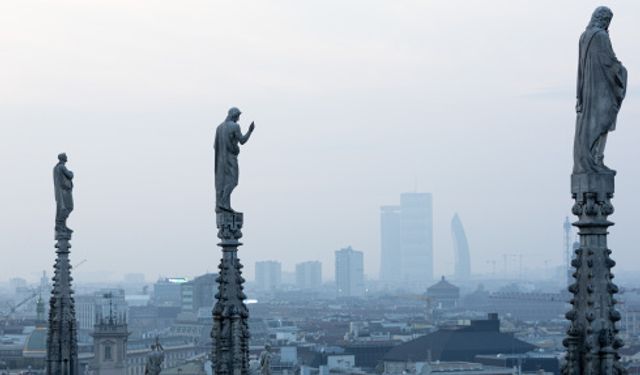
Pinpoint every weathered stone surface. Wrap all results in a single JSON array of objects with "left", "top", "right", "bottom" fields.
[
  {"left": 573, "top": 6, "right": 626, "bottom": 175},
  {"left": 54, "top": 153, "right": 74, "bottom": 240},
  {"left": 564, "top": 9, "right": 626, "bottom": 373},
  {"left": 214, "top": 107, "right": 255, "bottom": 213},
  {"left": 211, "top": 211, "right": 250, "bottom": 375},
  {"left": 48, "top": 153, "right": 80, "bottom": 375},
  {"left": 46, "top": 240, "right": 79, "bottom": 374}
]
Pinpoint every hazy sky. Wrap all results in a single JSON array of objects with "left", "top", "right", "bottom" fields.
[{"left": 1, "top": 0, "right": 640, "bottom": 284}]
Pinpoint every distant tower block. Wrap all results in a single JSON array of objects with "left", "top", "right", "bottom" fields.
[{"left": 451, "top": 214, "right": 471, "bottom": 281}]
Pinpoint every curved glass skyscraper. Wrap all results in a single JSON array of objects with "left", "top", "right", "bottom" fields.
[{"left": 451, "top": 213, "right": 471, "bottom": 280}]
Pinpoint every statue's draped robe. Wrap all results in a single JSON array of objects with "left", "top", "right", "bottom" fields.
[
  {"left": 215, "top": 121, "right": 242, "bottom": 210},
  {"left": 53, "top": 163, "right": 74, "bottom": 228},
  {"left": 573, "top": 27, "right": 627, "bottom": 174}
]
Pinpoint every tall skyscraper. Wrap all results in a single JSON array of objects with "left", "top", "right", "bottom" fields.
[
  {"left": 255, "top": 261, "right": 282, "bottom": 291},
  {"left": 451, "top": 213, "right": 471, "bottom": 280},
  {"left": 380, "top": 193, "right": 433, "bottom": 287},
  {"left": 335, "top": 246, "right": 365, "bottom": 298},
  {"left": 296, "top": 261, "right": 322, "bottom": 289}
]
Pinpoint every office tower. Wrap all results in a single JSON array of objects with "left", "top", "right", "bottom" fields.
[
  {"left": 380, "top": 193, "right": 433, "bottom": 287},
  {"left": 255, "top": 261, "right": 282, "bottom": 291},
  {"left": 335, "top": 246, "right": 365, "bottom": 298},
  {"left": 181, "top": 273, "right": 217, "bottom": 313},
  {"left": 400, "top": 193, "right": 433, "bottom": 285},
  {"left": 451, "top": 213, "right": 471, "bottom": 280},
  {"left": 296, "top": 261, "right": 322, "bottom": 289},
  {"left": 153, "top": 277, "right": 186, "bottom": 307}
]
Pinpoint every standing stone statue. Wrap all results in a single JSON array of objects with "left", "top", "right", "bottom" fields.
[
  {"left": 573, "top": 6, "right": 627, "bottom": 175},
  {"left": 53, "top": 153, "right": 74, "bottom": 238},
  {"left": 214, "top": 107, "right": 255, "bottom": 212},
  {"left": 258, "top": 344, "right": 272, "bottom": 375},
  {"left": 563, "top": 7, "right": 627, "bottom": 374},
  {"left": 144, "top": 338, "right": 165, "bottom": 375}
]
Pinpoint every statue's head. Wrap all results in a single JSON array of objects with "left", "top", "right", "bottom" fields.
[
  {"left": 589, "top": 6, "right": 613, "bottom": 30},
  {"left": 226, "top": 107, "right": 242, "bottom": 122},
  {"left": 58, "top": 153, "right": 68, "bottom": 163},
  {"left": 265, "top": 343, "right": 272, "bottom": 351}
]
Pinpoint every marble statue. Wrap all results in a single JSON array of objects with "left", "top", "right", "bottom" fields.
[
  {"left": 573, "top": 6, "right": 627, "bottom": 175},
  {"left": 214, "top": 107, "right": 255, "bottom": 212},
  {"left": 144, "top": 338, "right": 165, "bottom": 375},
  {"left": 53, "top": 153, "right": 74, "bottom": 237},
  {"left": 258, "top": 344, "right": 272, "bottom": 375}
]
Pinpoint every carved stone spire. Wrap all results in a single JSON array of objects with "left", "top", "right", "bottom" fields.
[
  {"left": 46, "top": 236, "right": 79, "bottom": 374},
  {"left": 47, "top": 154, "right": 79, "bottom": 375},
  {"left": 212, "top": 211, "right": 250, "bottom": 375},
  {"left": 563, "top": 6, "right": 627, "bottom": 375},
  {"left": 563, "top": 174, "right": 625, "bottom": 375}
]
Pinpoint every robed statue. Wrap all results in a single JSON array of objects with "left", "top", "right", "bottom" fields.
[
  {"left": 144, "top": 337, "right": 165, "bottom": 375},
  {"left": 214, "top": 107, "right": 255, "bottom": 212},
  {"left": 573, "top": 6, "right": 627, "bottom": 175},
  {"left": 53, "top": 153, "right": 74, "bottom": 237},
  {"left": 258, "top": 343, "right": 272, "bottom": 375}
]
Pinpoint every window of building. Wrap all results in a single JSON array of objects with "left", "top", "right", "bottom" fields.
[{"left": 105, "top": 344, "right": 113, "bottom": 361}]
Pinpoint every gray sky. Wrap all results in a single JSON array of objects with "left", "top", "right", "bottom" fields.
[{"left": 1, "top": 0, "right": 640, "bottom": 284}]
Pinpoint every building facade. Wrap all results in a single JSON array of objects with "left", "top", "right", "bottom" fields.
[
  {"left": 295, "top": 261, "right": 322, "bottom": 289},
  {"left": 153, "top": 278, "right": 185, "bottom": 307},
  {"left": 255, "top": 261, "right": 282, "bottom": 291},
  {"left": 451, "top": 213, "right": 471, "bottom": 281},
  {"left": 90, "top": 314, "right": 129, "bottom": 375},
  {"left": 180, "top": 273, "right": 216, "bottom": 313},
  {"left": 380, "top": 193, "right": 433, "bottom": 288},
  {"left": 335, "top": 246, "right": 365, "bottom": 298}
]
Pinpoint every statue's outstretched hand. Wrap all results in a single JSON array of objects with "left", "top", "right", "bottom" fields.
[{"left": 249, "top": 122, "right": 255, "bottom": 132}]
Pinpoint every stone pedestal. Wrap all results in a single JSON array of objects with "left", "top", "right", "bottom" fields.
[
  {"left": 212, "top": 212, "right": 250, "bottom": 375},
  {"left": 563, "top": 173, "right": 625, "bottom": 374},
  {"left": 46, "top": 234, "right": 79, "bottom": 375}
]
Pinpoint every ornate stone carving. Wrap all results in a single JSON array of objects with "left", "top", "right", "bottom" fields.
[{"left": 212, "top": 211, "right": 250, "bottom": 375}]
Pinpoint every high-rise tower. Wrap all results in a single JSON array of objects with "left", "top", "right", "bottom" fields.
[
  {"left": 335, "top": 246, "right": 365, "bottom": 298},
  {"left": 451, "top": 213, "right": 471, "bottom": 281},
  {"left": 380, "top": 193, "right": 433, "bottom": 288}
]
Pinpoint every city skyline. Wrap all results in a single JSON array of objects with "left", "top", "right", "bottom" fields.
[{"left": 2, "top": 1, "right": 640, "bottom": 283}]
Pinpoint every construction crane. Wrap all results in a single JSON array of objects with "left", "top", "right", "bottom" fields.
[
  {"left": 0, "top": 289, "right": 39, "bottom": 335},
  {"left": 2, "top": 290, "right": 38, "bottom": 319}
]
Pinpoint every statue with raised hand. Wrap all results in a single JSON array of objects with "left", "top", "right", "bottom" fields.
[
  {"left": 214, "top": 107, "right": 255, "bottom": 212},
  {"left": 144, "top": 337, "right": 165, "bottom": 375}
]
